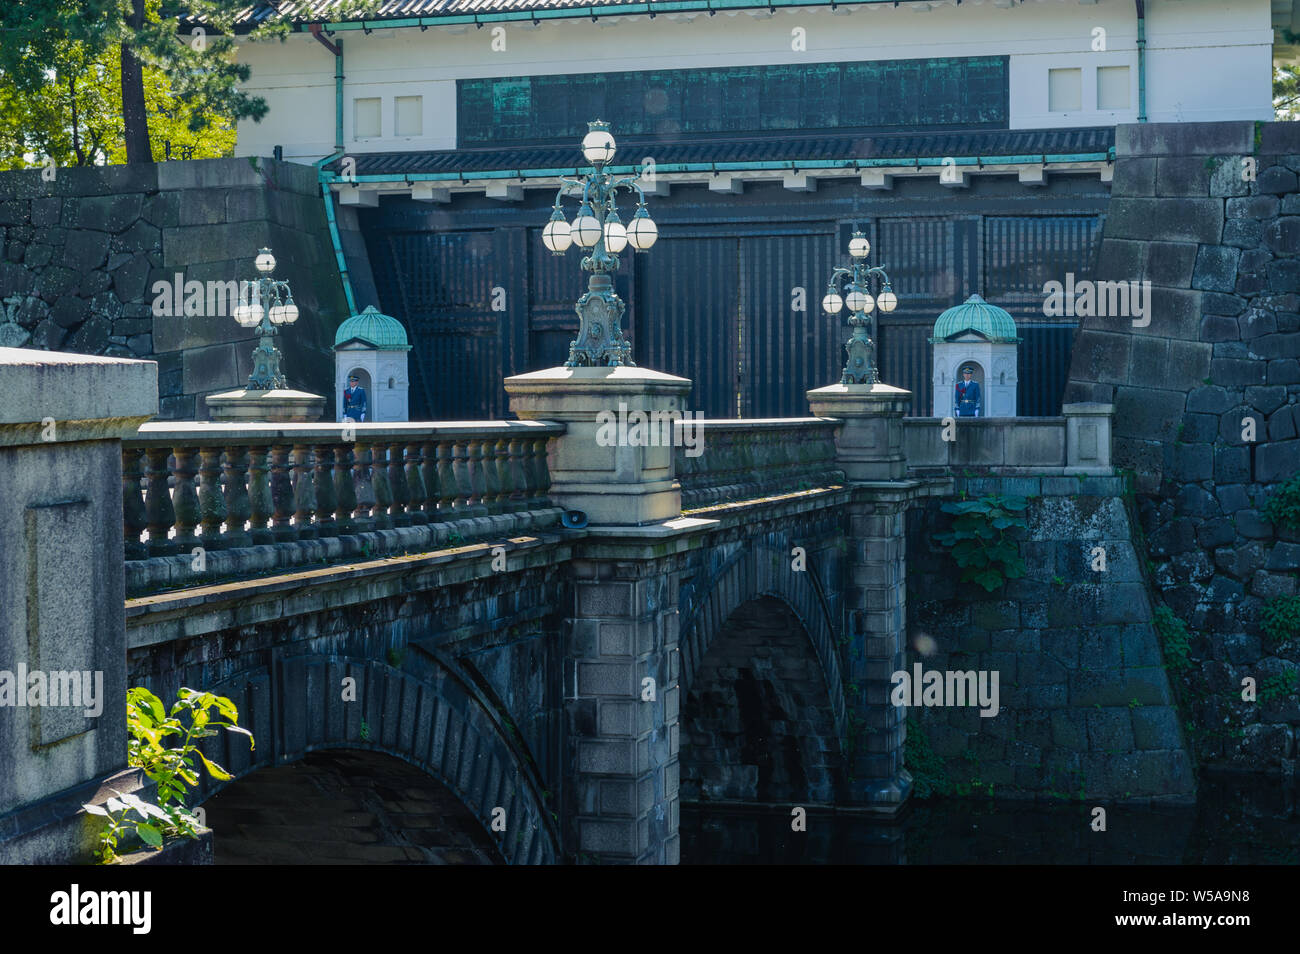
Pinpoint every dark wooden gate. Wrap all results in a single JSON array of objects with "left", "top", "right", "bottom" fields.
[{"left": 367, "top": 206, "right": 1101, "bottom": 421}]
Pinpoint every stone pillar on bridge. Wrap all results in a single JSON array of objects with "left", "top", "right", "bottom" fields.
[
  {"left": 506, "top": 365, "right": 710, "bottom": 864},
  {"left": 807, "top": 381, "right": 917, "bottom": 812},
  {"left": 0, "top": 347, "right": 157, "bottom": 863}
]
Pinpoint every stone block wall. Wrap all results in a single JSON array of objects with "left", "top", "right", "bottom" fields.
[
  {"left": 1064, "top": 121, "right": 1300, "bottom": 773},
  {"left": 906, "top": 475, "right": 1196, "bottom": 804},
  {"left": 0, "top": 158, "right": 348, "bottom": 419}
]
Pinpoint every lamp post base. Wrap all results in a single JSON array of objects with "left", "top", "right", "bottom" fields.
[
  {"left": 205, "top": 388, "right": 327, "bottom": 423},
  {"left": 565, "top": 273, "right": 635, "bottom": 368}
]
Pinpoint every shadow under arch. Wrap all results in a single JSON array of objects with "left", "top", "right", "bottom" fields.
[
  {"left": 202, "top": 747, "right": 505, "bottom": 864},
  {"left": 681, "top": 595, "right": 848, "bottom": 806},
  {"left": 188, "top": 645, "right": 560, "bottom": 865},
  {"left": 678, "top": 536, "right": 848, "bottom": 747}
]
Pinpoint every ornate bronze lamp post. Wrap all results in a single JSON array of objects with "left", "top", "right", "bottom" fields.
[
  {"left": 541, "top": 121, "right": 659, "bottom": 368},
  {"left": 821, "top": 231, "right": 898, "bottom": 385},
  {"left": 232, "top": 247, "right": 300, "bottom": 390}
]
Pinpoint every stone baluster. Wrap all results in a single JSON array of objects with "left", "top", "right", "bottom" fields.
[
  {"left": 144, "top": 448, "right": 177, "bottom": 556},
  {"left": 436, "top": 441, "right": 459, "bottom": 515},
  {"left": 269, "top": 443, "right": 295, "bottom": 542},
  {"left": 481, "top": 436, "right": 503, "bottom": 513},
  {"left": 506, "top": 435, "right": 527, "bottom": 512},
  {"left": 388, "top": 441, "right": 410, "bottom": 527},
  {"left": 530, "top": 435, "right": 552, "bottom": 508},
  {"left": 197, "top": 447, "right": 227, "bottom": 551},
  {"left": 420, "top": 440, "right": 439, "bottom": 521},
  {"left": 248, "top": 445, "right": 273, "bottom": 545},
  {"left": 314, "top": 444, "right": 337, "bottom": 537},
  {"left": 122, "top": 447, "right": 148, "bottom": 560},
  {"left": 452, "top": 439, "right": 474, "bottom": 512},
  {"left": 334, "top": 443, "right": 356, "bottom": 535},
  {"left": 223, "top": 445, "right": 253, "bottom": 549},
  {"left": 171, "top": 446, "right": 201, "bottom": 553},
  {"left": 493, "top": 436, "right": 514, "bottom": 512},
  {"left": 406, "top": 442, "right": 428, "bottom": 526},
  {"left": 370, "top": 442, "right": 393, "bottom": 530},
  {"left": 291, "top": 443, "right": 317, "bottom": 540},
  {"left": 467, "top": 438, "right": 489, "bottom": 515},
  {"left": 352, "top": 443, "right": 376, "bottom": 534}
]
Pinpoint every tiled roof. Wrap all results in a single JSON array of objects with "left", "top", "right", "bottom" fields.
[
  {"left": 343, "top": 126, "right": 1115, "bottom": 176},
  {"left": 232, "top": 1, "right": 828, "bottom": 26}
]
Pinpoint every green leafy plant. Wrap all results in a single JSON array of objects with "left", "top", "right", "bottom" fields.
[
  {"left": 446, "top": 530, "right": 465, "bottom": 547},
  {"left": 1262, "top": 474, "right": 1300, "bottom": 531},
  {"left": 1259, "top": 668, "right": 1299, "bottom": 705},
  {"left": 932, "top": 494, "right": 1029, "bottom": 592},
  {"left": 1261, "top": 594, "right": 1300, "bottom": 651},
  {"left": 360, "top": 719, "right": 371, "bottom": 742},
  {"left": 85, "top": 686, "right": 253, "bottom": 863},
  {"left": 1153, "top": 606, "right": 1193, "bottom": 673}
]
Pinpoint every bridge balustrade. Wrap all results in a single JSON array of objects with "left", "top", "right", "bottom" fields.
[
  {"left": 121, "top": 422, "right": 563, "bottom": 559},
  {"left": 673, "top": 418, "right": 845, "bottom": 511}
]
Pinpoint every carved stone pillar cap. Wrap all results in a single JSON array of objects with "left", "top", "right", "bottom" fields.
[
  {"left": 806, "top": 381, "right": 913, "bottom": 417},
  {"left": 506, "top": 365, "right": 692, "bottom": 419}
]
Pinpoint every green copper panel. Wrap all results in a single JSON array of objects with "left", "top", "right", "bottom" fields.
[{"left": 458, "top": 56, "right": 1009, "bottom": 146}]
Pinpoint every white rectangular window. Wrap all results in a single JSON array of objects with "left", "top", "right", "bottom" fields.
[
  {"left": 354, "top": 97, "right": 381, "bottom": 139},
  {"left": 1048, "top": 68, "right": 1082, "bottom": 112},
  {"left": 1096, "top": 66, "right": 1131, "bottom": 110},
  {"left": 395, "top": 96, "right": 423, "bottom": 137}
]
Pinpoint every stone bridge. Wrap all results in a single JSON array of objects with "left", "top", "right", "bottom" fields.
[{"left": 3, "top": 349, "right": 1185, "bottom": 866}]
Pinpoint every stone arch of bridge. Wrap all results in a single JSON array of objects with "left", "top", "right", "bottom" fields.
[
  {"left": 678, "top": 536, "right": 848, "bottom": 754},
  {"left": 681, "top": 596, "right": 848, "bottom": 805},
  {"left": 190, "top": 646, "right": 559, "bottom": 865}
]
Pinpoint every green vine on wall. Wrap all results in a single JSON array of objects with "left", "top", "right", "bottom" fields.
[
  {"left": 1153, "top": 606, "right": 1193, "bottom": 674},
  {"left": 904, "top": 717, "right": 993, "bottom": 799},
  {"left": 932, "top": 494, "right": 1029, "bottom": 593},
  {"left": 1262, "top": 474, "right": 1300, "bottom": 532},
  {"left": 1261, "top": 595, "right": 1300, "bottom": 652}
]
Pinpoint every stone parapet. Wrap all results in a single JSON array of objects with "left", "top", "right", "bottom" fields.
[
  {"left": 0, "top": 348, "right": 156, "bottom": 863},
  {"left": 123, "top": 419, "right": 562, "bottom": 571},
  {"left": 673, "top": 417, "right": 844, "bottom": 510}
]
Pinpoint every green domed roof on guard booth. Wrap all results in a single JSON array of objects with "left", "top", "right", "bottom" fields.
[
  {"left": 334, "top": 305, "right": 411, "bottom": 351},
  {"left": 930, "top": 294, "right": 1020, "bottom": 343}
]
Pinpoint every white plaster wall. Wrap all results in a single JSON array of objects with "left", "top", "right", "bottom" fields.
[
  {"left": 933, "top": 340, "right": 1018, "bottom": 417},
  {"left": 334, "top": 348, "right": 410, "bottom": 422},
  {"left": 233, "top": 0, "right": 1274, "bottom": 162}
]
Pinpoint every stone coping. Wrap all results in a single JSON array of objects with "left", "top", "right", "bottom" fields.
[
  {"left": 0, "top": 346, "right": 157, "bottom": 431},
  {"left": 125, "top": 529, "right": 573, "bottom": 649},
  {"left": 126, "top": 418, "right": 565, "bottom": 445},
  {"left": 505, "top": 365, "right": 693, "bottom": 400},
  {"left": 673, "top": 417, "right": 838, "bottom": 429},
  {"left": 126, "top": 507, "right": 564, "bottom": 597}
]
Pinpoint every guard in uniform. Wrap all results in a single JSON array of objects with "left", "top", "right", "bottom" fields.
[
  {"left": 955, "top": 366, "right": 981, "bottom": 417},
  {"left": 342, "top": 374, "right": 368, "bottom": 422}
]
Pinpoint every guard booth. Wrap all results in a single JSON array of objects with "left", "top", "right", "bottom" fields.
[
  {"left": 333, "top": 305, "right": 412, "bottom": 422},
  {"left": 929, "top": 294, "right": 1020, "bottom": 418}
]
